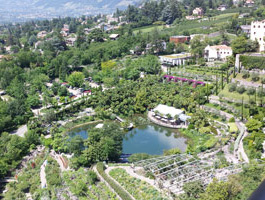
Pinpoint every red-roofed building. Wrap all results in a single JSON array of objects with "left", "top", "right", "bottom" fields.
[{"left": 170, "top": 36, "right": 190, "bottom": 44}]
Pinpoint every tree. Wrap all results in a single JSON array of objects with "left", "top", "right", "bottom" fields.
[
  {"left": 209, "top": 0, "right": 213, "bottom": 9},
  {"left": 67, "top": 72, "right": 85, "bottom": 87},
  {"left": 190, "top": 36, "right": 207, "bottom": 60},
  {"left": 88, "top": 29, "right": 104, "bottom": 43},
  {"left": 180, "top": 181, "right": 204, "bottom": 200},
  {"left": 231, "top": 37, "right": 258, "bottom": 55},
  {"left": 43, "top": 109, "right": 57, "bottom": 124},
  {"left": 200, "top": 179, "right": 237, "bottom": 200},
  {"left": 28, "top": 35, "right": 37, "bottom": 46},
  {"left": 246, "top": 119, "right": 263, "bottom": 132},
  {"left": 101, "top": 60, "right": 117, "bottom": 72}
]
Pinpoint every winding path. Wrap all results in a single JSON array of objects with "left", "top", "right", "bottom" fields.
[
  {"left": 40, "top": 160, "right": 47, "bottom": 189},
  {"left": 201, "top": 100, "right": 249, "bottom": 163}
]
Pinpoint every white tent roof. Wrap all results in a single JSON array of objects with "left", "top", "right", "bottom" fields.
[
  {"left": 179, "top": 114, "right": 191, "bottom": 122},
  {"left": 95, "top": 123, "right": 104, "bottom": 129},
  {"left": 153, "top": 104, "right": 184, "bottom": 117}
]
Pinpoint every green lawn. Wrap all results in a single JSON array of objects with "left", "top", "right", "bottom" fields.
[
  {"left": 219, "top": 85, "right": 252, "bottom": 102},
  {"left": 234, "top": 73, "right": 265, "bottom": 84},
  {"left": 214, "top": 13, "right": 238, "bottom": 19},
  {"left": 172, "top": 13, "right": 238, "bottom": 35}
]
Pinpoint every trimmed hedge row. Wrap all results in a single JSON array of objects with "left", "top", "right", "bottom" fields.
[
  {"left": 240, "top": 55, "right": 265, "bottom": 70},
  {"left": 96, "top": 162, "right": 134, "bottom": 200}
]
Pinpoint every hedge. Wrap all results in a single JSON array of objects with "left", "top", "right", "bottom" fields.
[
  {"left": 240, "top": 55, "right": 265, "bottom": 70},
  {"left": 96, "top": 162, "right": 134, "bottom": 200}
]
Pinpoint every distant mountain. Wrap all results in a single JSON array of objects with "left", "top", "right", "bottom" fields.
[{"left": 0, "top": 0, "right": 143, "bottom": 22}]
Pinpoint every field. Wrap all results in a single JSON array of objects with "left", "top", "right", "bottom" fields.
[
  {"left": 219, "top": 85, "right": 256, "bottom": 103},
  {"left": 234, "top": 73, "right": 265, "bottom": 84},
  {"left": 171, "top": 13, "right": 238, "bottom": 35},
  {"left": 133, "top": 25, "right": 164, "bottom": 34}
]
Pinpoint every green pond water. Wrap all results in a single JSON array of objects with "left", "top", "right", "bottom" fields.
[{"left": 69, "top": 123, "right": 187, "bottom": 155}]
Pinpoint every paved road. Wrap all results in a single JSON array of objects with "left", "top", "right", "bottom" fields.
[{"left": 11, "top": 125, "right": 27, "bottom": 137}]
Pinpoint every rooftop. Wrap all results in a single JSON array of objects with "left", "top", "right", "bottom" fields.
[
  {"left": 170, "top": 35, "right": 189, "bottom": 39},
  {"left": 208, "top": 45, "right": 232, "bottom": 50},
  {"left": 160, "top": 53, "right": 192, "bottom": 59},
  {"left": 154, "top": 104, "right": 184, "bottom": 118}
]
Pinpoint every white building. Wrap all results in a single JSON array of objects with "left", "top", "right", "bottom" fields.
[
  {"left": 159, "top": 53, "right": 192, "bottom": 66},
  {"left": 109, "top": 34, "right": 120, "bottom": 40},
  {"left": 193, "top": 7, "right": 204, "bottom": 16},
  {"left": 37, "top": 31, "right": 48, "bottom": 39},
  {"left": 250, "top": 20, "right": 265, "bottom": 52},
  {"left": 217, "top": 5, "right": 227, "bottom": 11},
  {"left": 204, "top": 45, "right": 233, "bottom": 61}
]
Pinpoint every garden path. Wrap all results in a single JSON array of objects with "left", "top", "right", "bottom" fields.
[
  {"left": 40, "top": 160, "right": 47, "bottom": 189},
  {"left": 11, "top": 124, "right": 27, "bottom": 137},
  {"left": 235, "top": 121, "right": 249, "bottom": 163}
]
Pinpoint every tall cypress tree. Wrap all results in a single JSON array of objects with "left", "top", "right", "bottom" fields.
[{"left": 209, "top": 0, "right": 213, "bottom": 9}]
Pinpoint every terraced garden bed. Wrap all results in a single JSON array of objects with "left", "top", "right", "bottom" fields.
[
  {"left": 63, "top": 168, "right": 118, "bottom": 200},
  {"left": 109, "top": 168, "right": 168, "bottom": 200}
]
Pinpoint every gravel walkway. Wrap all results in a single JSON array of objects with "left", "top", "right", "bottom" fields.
[
  {"left": 40, "top": 160, "right": 47, "bottom": 189},
  {"left": 11, "top": 125, "right": 27, "bottom": 137}
]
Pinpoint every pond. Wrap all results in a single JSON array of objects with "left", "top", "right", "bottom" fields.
[{"left": 69, "top": 123, "right": 187, "bottom": 155}]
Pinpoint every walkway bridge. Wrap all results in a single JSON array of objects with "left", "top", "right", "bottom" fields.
[{"left": 116, "top": 116, "right": 133, "bottom": 129}]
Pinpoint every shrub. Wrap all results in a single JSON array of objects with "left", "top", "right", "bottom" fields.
[
  {"left": 261, "top": 77, "right": 265, "bottom": 84},
  {"left": 242, "top": 71, "right": 250, "bottom": 79},
  {"left": 236, "top": 85, "right": 246, "bottom": 94},
  {"left": 240, "top": 55, "right": 265, "bottom": 70},
  {"left": 228, "top": 83, "right": 237, "bottom": 92},
  {"left": 247, "top": 88, "right": 256, "bottom": 95},
  {"left": 251, "top": 73, "right": 260, "bottom": 82},
  {"left": 229, "top": 117, "right": 235, "bottom": 122}
]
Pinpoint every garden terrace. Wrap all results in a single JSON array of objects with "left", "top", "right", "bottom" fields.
[{"left": 109, "top": 168, "right": 169, "bottom": 200}]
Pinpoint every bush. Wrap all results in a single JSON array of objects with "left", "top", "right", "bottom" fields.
[
  {"left": 240, "top": 55, "right": 265, "bottom": 70},
  {"left": 242, "top": 71, "right": 250, "bottom": 79},
  {"left": 247, "top": 88, "right": 256, "bottom": 95},
  {"left": 228, "top": 83, "right": 237, "bottom": 92},
  {"left": 229, "top": 117, "right": 235, "bottom": 122},
  {"left": 251, "top": 73, "right": 260, "bottom": 82},
  {"left": 236, "top": 85, "right": 246, "bottom": 94}
]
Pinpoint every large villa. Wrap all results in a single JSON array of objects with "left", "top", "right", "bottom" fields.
[{"left": 148, "top": 104, "right": 191, "bottom": 128}]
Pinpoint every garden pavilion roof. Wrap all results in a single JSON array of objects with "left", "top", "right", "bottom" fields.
[{"left": 153, "top": 104, "right": 184, "bottom": 118}]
